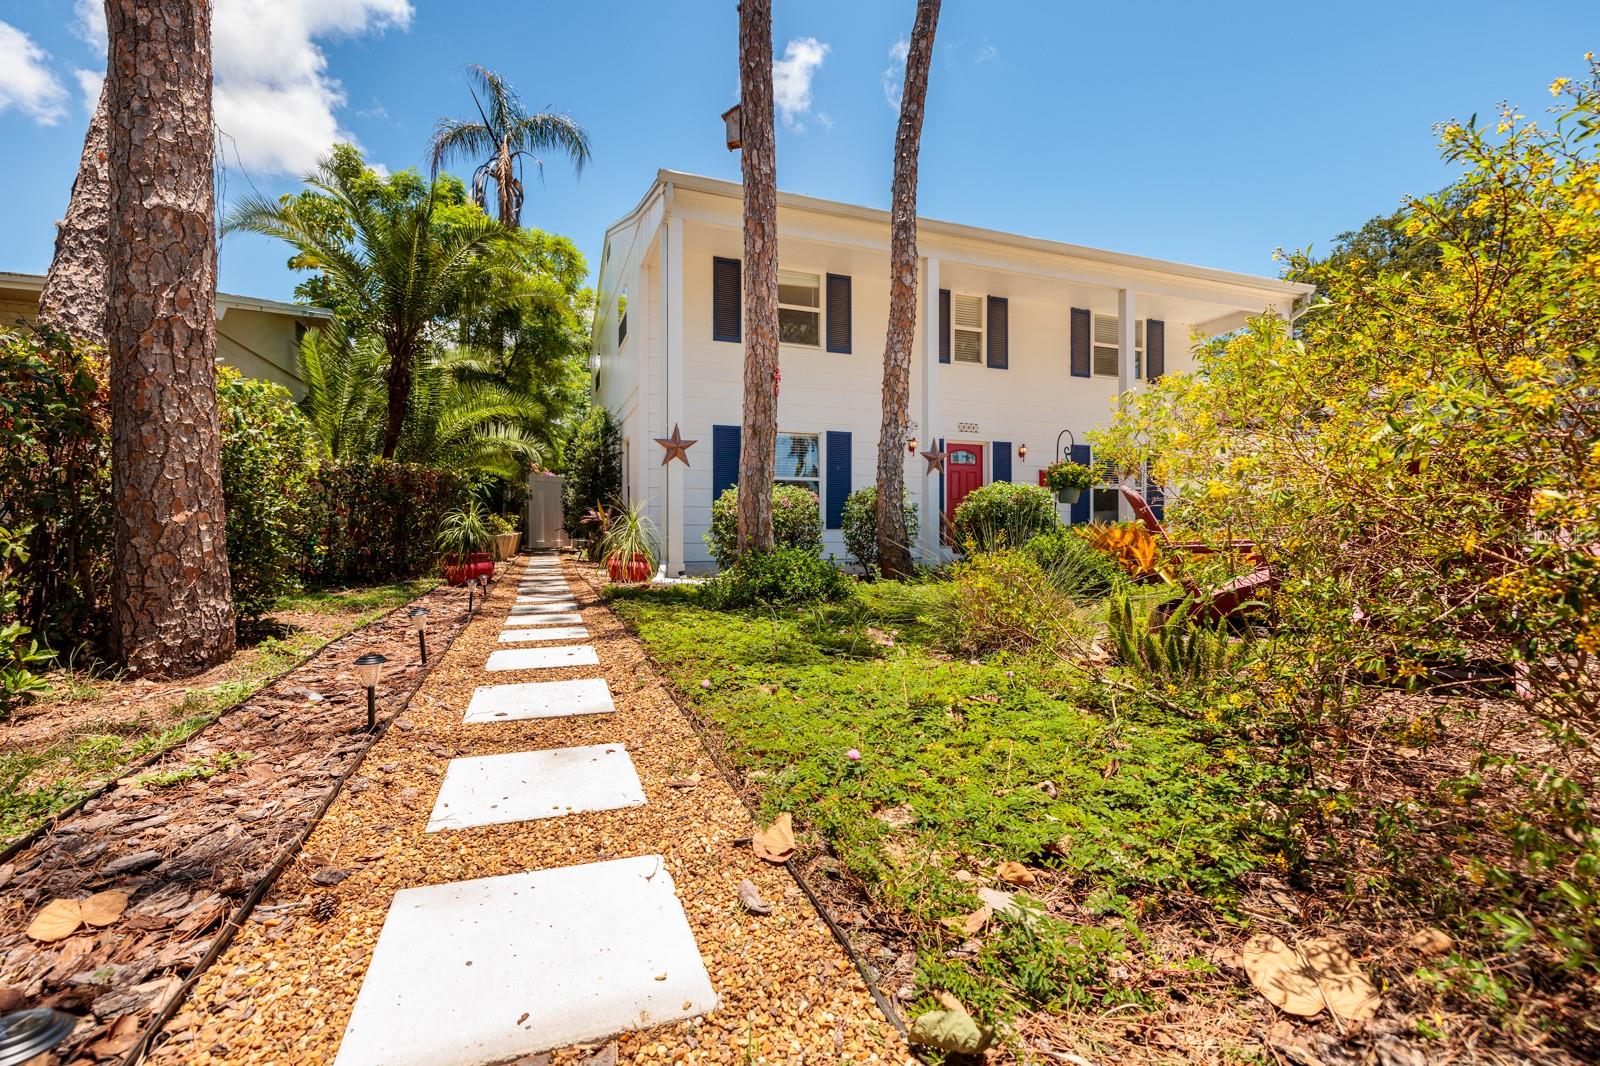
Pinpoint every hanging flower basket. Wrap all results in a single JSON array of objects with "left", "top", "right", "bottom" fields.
[{"left": 1043, "top": 460, "right": 1097, "bottom": 505}]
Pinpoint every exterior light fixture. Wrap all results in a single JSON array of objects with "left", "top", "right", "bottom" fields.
[
  {"left": 721, "top": 104, "right": 742, "bottom": 150},
  {"left": 1017, "top": 443, "right": 1029, "bottom": 460},
  {"left": 409, "top": 607, "right": 429, "bottom": 664},
  {"left": 906, "top": 436, "right": 919, "bottom": 456},
  {"left": 354, "top": 652, "right": 387, "bottom": 732},
  {"left": 0, "top": 1008, "right": 77, "bottom": 1065}
]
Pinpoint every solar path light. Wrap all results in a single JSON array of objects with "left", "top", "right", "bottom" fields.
[{"left": 354, "top": 652, "right": 387, "bottom": 732}]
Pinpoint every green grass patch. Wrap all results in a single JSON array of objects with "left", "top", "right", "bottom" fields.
[
  {"left": 609, "top": 582, "right": 1283, "bottom": 1026},
  {"left": 139, "top": 750, "right": 251, "bottom": 789}
]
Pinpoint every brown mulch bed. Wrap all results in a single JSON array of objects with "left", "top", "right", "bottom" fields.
[
  {"left": 0, "top": 577, "right": 483, "bottom": 1065},
  {"left": 153, "top": 555, "right": 911, "bottom": 1065}
]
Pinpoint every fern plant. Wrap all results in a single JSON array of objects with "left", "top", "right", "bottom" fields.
[{"left": 1106, "top": 592, "right": 1245, "bottom": 687}]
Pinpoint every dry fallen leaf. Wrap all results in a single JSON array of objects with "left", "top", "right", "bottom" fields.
[
  {"left": 1240, "top": 933, "right": 1381, "bottom": 1022},
  {"left": 941, "top": 905, "right": 992, "bottom": 936},
  {"left": 80, "top": 889, "right": 130, "bottom": 927},
  {"left": 737, "top": 879, "right": 772, "bottom": 915},
  {"left": 751, "top": 812, "right": 795, "bottom": 863},
  {"left": 26, "top": 898, "right": 84, "bottom": 943},
  {"left": 1407, "top": 928, "right": 1454, "bottom": 957},
  {"left": 908, "top": 991, "right": 995, "bottom": 1054},
  {"left": 665, "top": 773, "right": 702, "bottom": 789},
  {"left": 996, "top": 861, "right": 1037, "bottom": 886}
]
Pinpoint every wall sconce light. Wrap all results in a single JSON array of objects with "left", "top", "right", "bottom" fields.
[
  {"left": 0, "top": 1008, "right": 77, "bottom": 1064},
  {"left": 1017, "top": 443, "right": 1029, "bottom": 460},
  {"left": 906, "top": 436, "right": 919, "bottom": 456},
  {"left": 410, "top": 607, "right": 429, "bottom": 664},
  {"left": 354, "top": 652, "right": 387, "bottom": 732}
]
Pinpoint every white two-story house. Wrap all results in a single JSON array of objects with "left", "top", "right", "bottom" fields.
[{"left": 591, "top": 170, "right": 1311, "bottom": 573}]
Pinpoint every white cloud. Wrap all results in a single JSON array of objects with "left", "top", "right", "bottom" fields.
[
  {"left": 75, "top": 0, "right": 412, "bottom": 175},
  {"left": 74, "top": 68, "right": 103, "bottom": 111},
  {"left": 0, "top": 21, "right": 69, "bottom": 125},
  {"left": 772, "top": 36, "right": 829, "bottom": 130},
  {"left": 881, "top": 37, "right": 909, "bottom": 112},
  {"left": 72, "top": 0, "right": 106, "bottom": 51},
  {"left": 975, "top": 43, "right": 998, "bottom": 64}
]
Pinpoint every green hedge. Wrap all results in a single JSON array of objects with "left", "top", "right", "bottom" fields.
[
  {"left": 840, "top": 486, "right": 919, "bottom": 574},
  {"left": 951, "top": 481, "right": 1059, "bottom": 553},
  {"left": 303, "top": 461, "right": 470, "bottom": 584}
]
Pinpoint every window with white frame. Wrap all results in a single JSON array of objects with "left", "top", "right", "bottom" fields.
[
  {"left": 1092, "top": 314, "right": 1144, "bottom": 378},
  {"left": 775, "top": 431, "right": 821, "bottom": 498},
  {"left": 778, "top": 270, "right": 822, "bottom": 347},
  {"left": 952, "top": 293, "right": 984, "bottom": 363}
]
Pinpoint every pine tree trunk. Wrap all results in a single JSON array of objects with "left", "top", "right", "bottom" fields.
[
  {"left": 38, "top": 81, "right": 111, "bottom": 344},
  {"left": 105, "top": 0, "right": 235, "bottom": 677},
  {"left": 876, "top": 0, "right": 940, "bottom": 578},
  {"left": 736, "top": 0, "right": 779, "bottom": 556}
]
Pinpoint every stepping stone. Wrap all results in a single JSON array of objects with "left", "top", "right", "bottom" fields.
[
  {"left": 502, "top": 612, "right": 583, "bottom": 627},
  {"left": 498, "top": 626, "right": 589, "bottom": 643},
  {"left": 510, "top": 603, "right": 578, "bottom": 615},
  {"left": 332, "top": 856, "right": 716, "bottom": 1066},
  {"left": 515, "top": 595, "right": 576, "bottom": 605},
  {"left": 464, "top": 678, "right": 614, "bottom": 723},
  {"left": 425, "top": 744, "right": 646, "bottom": 831},
  {"left": 485, "top": 645, "right": 598, "bottom": 672}
]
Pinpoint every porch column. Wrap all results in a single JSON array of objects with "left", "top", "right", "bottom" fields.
[
  {"left": 1116, "top": 288, "right": 1137, "bottom": 520},
  {"left": 663, "top": 215, "right": 685, "bottom": 575},
  {"left": 917, "top": 256, "right": 941, "bottom": 563}
]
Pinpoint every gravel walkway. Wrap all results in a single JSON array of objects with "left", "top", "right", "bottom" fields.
[{"left": 152, "top": 555, "right": 911, "bottom": 1065}]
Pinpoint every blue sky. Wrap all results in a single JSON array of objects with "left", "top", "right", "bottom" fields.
[{"left": 0, "top": 0, "right": 1594, "bottom": 301}]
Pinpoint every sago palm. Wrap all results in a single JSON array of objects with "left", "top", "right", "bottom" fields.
[
  {"left": 430, "top": 65, "right": 591, "bottom": 228},
  {"left": 294, "top": 322, "right": 386, "bottom": 460},
  {"left": 225, "top": 152, "right": 504, "bottom": 459}
]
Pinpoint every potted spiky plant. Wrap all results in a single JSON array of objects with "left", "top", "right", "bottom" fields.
[
  {"left": 1043, "top": 459, "right": 1097, "bottom": 505},
  {"left": 600, "top": 501, "right": 658, "bottom": 583},
  {"left": 436, "top": 500, "right": 495, "bottom": 585}
]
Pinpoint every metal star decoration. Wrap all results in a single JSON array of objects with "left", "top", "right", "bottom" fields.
[
  {"left": 921, "top": 448, "right": 946, "bottom": 475},
  {"left": 654, "top": 423, "right": 697, "bottom": 466}
]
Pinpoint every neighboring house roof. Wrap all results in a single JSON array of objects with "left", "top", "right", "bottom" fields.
[{"left": 0, "top": 271, "right": 333, "bottom": 321}]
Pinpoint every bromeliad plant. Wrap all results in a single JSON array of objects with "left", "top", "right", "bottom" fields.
[
  {"left": 600, "top": 501, "right": 658, "bottom": 583},
  {"left": 1042, "top": 459, "right": 1097, "bottom": 503}
]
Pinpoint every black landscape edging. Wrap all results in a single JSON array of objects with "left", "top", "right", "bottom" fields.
[
  {"left": 568, "top": 564, "right": 911, "bottom": 1042},
  {"left": 123, "top": 567, "right": 499, "bottom": 1066}
]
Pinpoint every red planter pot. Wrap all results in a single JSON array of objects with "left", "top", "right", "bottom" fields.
[
  {"left": 442, "top": 551, "right": 495, "bottom": 586},
  {"left": 607, "top": 554, "right": 652, "bottom": 583}
]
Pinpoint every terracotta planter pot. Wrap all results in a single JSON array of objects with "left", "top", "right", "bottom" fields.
[
  {"left": 607, "top": 554, "right": 653, "bottom": 583},
  {"left": 442, "top": 551, "right": 495, "bottom": 586},
  {"left": 493, "top": 531, "right": 521, "bottom": 561}
]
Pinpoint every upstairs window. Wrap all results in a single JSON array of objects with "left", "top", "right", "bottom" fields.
[
  {"left": 1092, "top": 314, "right": 1144, "bottom": 377},
  {"left": 778, "top": 270, "right": 822, "bottom": 347},
  {"left": 952, "top": 294, "right": 984, "bottom": 363}
]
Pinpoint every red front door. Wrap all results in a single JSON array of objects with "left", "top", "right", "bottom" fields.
[{"left": 945, "top": 443, "right": 984, "bottom": 523}]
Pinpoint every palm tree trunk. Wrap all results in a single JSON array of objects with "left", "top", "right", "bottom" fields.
[
  {"left": 497, "top": 141, "right": 517, "bottom": 227},
  {"left": 105, "top": 0, "right": 234, "bottom": 677},
  {"left": 380, "top": 336, "right": 414, "bottom": 459},
  {"left": 876, "top": 0, "right": 941, "bottom": 578},
  {"left": 736, "top": 0, "right": 779, "bottom": 556},
  {"left": 38, "top": 81, "right": 110, "bottom": 344}
]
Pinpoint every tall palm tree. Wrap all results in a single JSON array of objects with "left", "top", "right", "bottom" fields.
[
  {"left": 736, "top": 0, "right": 780, "bottom": 555},
  {"left": 430, "top": 66, "right": 591, "bottom": 228},
  {"left": 104, "top": 0, "right": 235, "bottom": 677},
  {"left": 226, "top": 153, "right": 504, "bottom": 459},
  {"left": 875, "top": 0, "right": 941, "bottom": 578}
]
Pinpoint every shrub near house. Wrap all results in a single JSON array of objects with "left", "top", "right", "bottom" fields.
[{"left": 705, "top": 484, "right": 824, "bottom": 568}]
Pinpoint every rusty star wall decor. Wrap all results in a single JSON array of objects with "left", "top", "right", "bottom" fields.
[
  {"left": 921, "top": 448, "right": 947, "bottom": 475},
  {"left": 655, "top": 423, "right": 697, "bottom": 466}
]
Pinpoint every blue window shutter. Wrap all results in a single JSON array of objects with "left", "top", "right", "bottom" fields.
[
  {"left": 1070, "top": 443, "right": 1092, "bottom": 524},
  {"left": 712, "top": 424, "right": 741, "bottom": 503},
  {"left": 712, "top": 257, "right": 741, "bottom": 342},
  {"left": 1070, "top": 308, "right": 1091, "bottom": 378},
  {"left": 991, "top": 441, "right": 1011, "bottom": 483},
  {"left": 1146, "top": 318, "right": 1165, "bottom": 380},
  {"left": 938, "top": 289, "right": 951, "bottom": 363},
  {"left": 986, "top": 296, "right": 1009, "bottom": 369},
  {"left": 825, "top": 274, "right": 852, "bottom": 353},
  {"left": 824, "top": 431, "right": 851, "bottom": 528}
]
